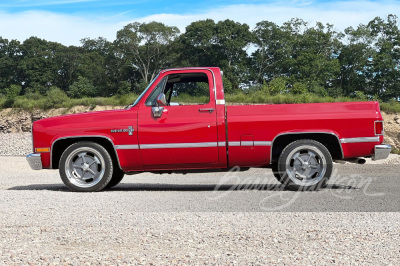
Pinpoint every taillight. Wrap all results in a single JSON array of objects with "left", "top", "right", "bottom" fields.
[{"left": 375, "top": 121, "right": 384, "bottom": 136}]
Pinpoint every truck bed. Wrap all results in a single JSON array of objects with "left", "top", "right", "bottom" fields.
[{"left": 226, "top": 101, "right": 382, "bottom": 167}]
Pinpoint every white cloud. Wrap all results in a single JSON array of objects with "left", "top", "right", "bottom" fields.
[
  {"left": 134, "top": 1, "right": 400, "bottom": 33},
  {"left": 0, "top": 1, "right": 399, "bottom": 46}
]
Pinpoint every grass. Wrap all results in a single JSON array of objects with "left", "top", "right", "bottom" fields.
[
  {"left": 0, "top": 92, "right": 399, "bottom": 114},
  {"left": 225, "top": 92, "right": 353, "bottom": 105},
  {"left": 392, "top": 147, "right": 400, "bottom": 155},
  {"left": 225, "top": 92, "right": 400, "bottom": 114},
  {"left": 380, "top": 102, "right": 400, "bottom": 114},
  {"left": 0, "top": 93, "right": 139, "bottom": 111}
]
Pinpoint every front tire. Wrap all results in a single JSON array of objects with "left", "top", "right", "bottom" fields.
[
  {"left": 59, "top": 142, "right": 113, "bottom": 192},
  {"left": 277, "top": 139, "right": 332, "bottom": 191},
  {"left": 105, "top": 168, "right": 125, "bottom": 189}
]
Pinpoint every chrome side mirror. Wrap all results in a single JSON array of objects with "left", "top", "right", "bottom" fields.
[
  {"left": 152, "top": 106, "right": 164, "bottom": 118},
  {"left": 157, "top": 93, "right": 167, "bottom": 106}
]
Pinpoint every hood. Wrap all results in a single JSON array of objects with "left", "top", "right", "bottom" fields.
[{"left": 33, "top": 108, "right": 136, "bottom": 134}]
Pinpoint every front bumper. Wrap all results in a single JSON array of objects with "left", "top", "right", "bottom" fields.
[
  {"left": 26, "top": 153, "right": 42, "bottom": 170},
  {"left": 372, "top": 144, "right": 392, "bottom": 161}
]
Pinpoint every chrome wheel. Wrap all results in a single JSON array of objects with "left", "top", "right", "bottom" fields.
[
  {"left": 278, "top": 139, "right": 333, "bottom": 190},
  {"left": 64, "top": 147, "right": 106, "bottom": 188},
  {"left": 285, "top": 145, "right": 327, "bottom": 187}
]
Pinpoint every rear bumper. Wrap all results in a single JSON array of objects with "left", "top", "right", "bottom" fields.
[
  {"left": 26, "top": 153, "right": 42, "bottom": 170},
  {"left": 372, "top": 144, "right": 392, "bottom": 161}
]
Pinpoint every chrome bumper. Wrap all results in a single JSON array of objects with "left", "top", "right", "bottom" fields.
[
  {"left": 26, "top": 153, "right": 42, "bottom": 170},
  {"left": 372, "top": 144, "right": 392, "bottom": 161}
]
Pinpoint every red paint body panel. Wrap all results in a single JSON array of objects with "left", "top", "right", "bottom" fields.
[
  {"left": 226, "top": 101, "right": 382, "bottom": 166},
  {"left": 228, "top": 146, "right": 269, "bottom": 167},
  {"left": 30, "top": 67, "right": 385, "bottom": 172}
]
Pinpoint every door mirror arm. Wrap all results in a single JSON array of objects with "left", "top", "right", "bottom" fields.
[{"left": 152, "top": 106, "right": 164, "bottom": 118}]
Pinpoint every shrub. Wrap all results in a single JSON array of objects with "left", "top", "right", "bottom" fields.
[
  {"left": 117, "top": 93, "right": 138, "bottom": 106},
  {"left": 0, "top": 96, "right": 6, "bottom": 109},
  {"left": 68, "top": 76, "right": 97, "bottom": 98},
  {"left": 46, "top": 87, "right": 69, "bottom": 108},
  {"left": 222, "top": 76, "right": 233, "bottom": 94},
  {"left": 263, "top": 77, "right": 287, "bottom": 95},
  {"left": 354, "top": 91, "right": 368, "bottom": 101},
  {"left": 117, "top": 81, "right": 131, "bottom": 95},
  {"left": 3, "top": 85, "right": 22, "bottom": 107},
  {"left": 291, "top": 82, "right": 308, "bottom": 94},
  {"left": 380, "top": 100, "right": 400, "bottom": 113}
]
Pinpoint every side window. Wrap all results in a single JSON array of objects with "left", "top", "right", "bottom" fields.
[
  {"left": 145, "top": 76, "right": 167, "bottom": 106},
  {"left": 166, "top": 73, "right": 210, "bottom": 105}
]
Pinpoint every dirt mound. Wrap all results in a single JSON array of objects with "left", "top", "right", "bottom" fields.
[
  {"left": 0, "top": 106, "right": 123, "bottom": 134},
  {"left": 382, "top": 112, "right": 400, "bottom": 151}
]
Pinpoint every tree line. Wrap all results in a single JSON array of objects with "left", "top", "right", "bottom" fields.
[{"left": 0, "top": 14, "right": 399, "bottom": 102}]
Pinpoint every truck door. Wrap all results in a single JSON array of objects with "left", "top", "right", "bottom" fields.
[{"left": 137, "top": 70, "right": 219, "bottom": 169}]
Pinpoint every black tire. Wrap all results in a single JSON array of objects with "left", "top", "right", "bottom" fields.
[
  {"left": 277, "top": 139, "right": 332, "bottom": 191},
  {"left": 271, "top": 164, "right": 282, "bottom": 181},
  {"left": 59, "top": 141, "right": 113, "bottom": 192},
  {"left": 105, "top": 168, "right": 125, "bottom": 189}
]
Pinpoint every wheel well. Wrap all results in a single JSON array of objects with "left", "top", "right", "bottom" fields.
[
  {"left": 271, "top": 133, "right": 343, "bottom": 163},
  {"left": 51, "top": 137, "right": 120, "bottom": 170}
]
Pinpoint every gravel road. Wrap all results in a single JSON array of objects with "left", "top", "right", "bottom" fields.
[
  {"left": 1, "top": 156, "right": 400, "bottom": 264},
  {"left": 0, "top": 133, "right": 32, "bottom": 156}
]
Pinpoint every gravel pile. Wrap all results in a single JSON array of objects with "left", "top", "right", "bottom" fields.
[{"left": 0, "top": 133, "right": 32, "bottom": 156}]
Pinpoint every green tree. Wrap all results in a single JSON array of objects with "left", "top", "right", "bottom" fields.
[
  {"left": 367, "top": 14, "right": 400, "bottom": 100},
  {"left": 337, "top": 25, "right": 375, "bottom": 96},
  {"left": 286, "top": 21, "right": 342, "bottom": 94},
  {"left": 214, "top": 20, "right": 253, "bottom": 90},
  {"left": 80, "top": 37, "right": 127, "bottom": 96},
  {"left": 0, "top": 38, "right": 22, "bottom": 92},
  {"left": 179, "top": 19, "right": 252, "bottom": 90},
  {"left": 54, "top": 45, "right": 82, "bottom": 92},
  {"left": 177, "top": 19, "right": 217, "bottom": 67},
  {"left": 115, "top": 21, "right": 180, "bottom": 84},
  {"left": 19, "top": 37, "right": 64, "bottom": 94},
  {"left": 252, "top": 21, "right": 289, "bottom": 83},
  {"left": 252, "top": 19, "right": 342, "bottom": 96}
]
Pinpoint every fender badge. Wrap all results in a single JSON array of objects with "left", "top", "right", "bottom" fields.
[{"left": 111, "top": 126, "right": 134, "bottom": 135}]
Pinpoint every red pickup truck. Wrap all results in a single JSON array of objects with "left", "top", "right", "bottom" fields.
[{"left": 27, "top": 67, "right": 391, "bottom": 192}]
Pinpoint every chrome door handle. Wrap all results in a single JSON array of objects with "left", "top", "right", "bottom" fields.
[{"left": 199, "top": 108, "right": 214, "bottom": 113}]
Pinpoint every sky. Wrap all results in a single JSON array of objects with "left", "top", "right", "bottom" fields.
[{"left": 0, "top": 0, "right": 399, "bottom": 46}]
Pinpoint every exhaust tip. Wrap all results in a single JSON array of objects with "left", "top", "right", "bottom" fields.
[
  {"left": 334, "top": 158, "right": 367, "bottom": 164},
  {"left": 357, "top": 158, "right": 366, "bottom": 164}
]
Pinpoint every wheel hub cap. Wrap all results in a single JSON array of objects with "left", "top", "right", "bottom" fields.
[
  {"left": 81, "top": 163, "right": 90, "bottom": 172},
  {"left": 285, "top": 145, "right": 327, "bottom": 186},
  {"left": 64, "top": 148, "right": 106, "bottom": 188}
]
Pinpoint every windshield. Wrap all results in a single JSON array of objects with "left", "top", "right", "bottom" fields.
[{"left": 126, "top": 74, "right": 159, "bottom": 109}]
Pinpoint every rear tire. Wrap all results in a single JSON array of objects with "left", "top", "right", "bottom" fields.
[
  {"left": 277, "top": 139, "right": 332, "bottom": 191},
  {"left": 59, "top": 141, "right": 113, "bottom": 192}
]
